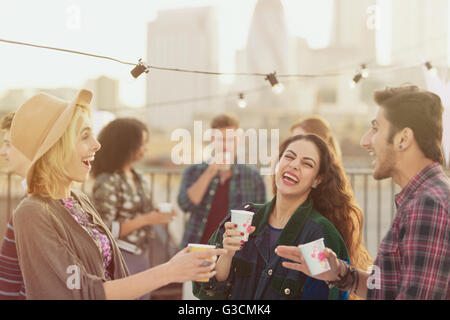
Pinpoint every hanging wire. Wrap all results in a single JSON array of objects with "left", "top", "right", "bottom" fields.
[
  {"left": 0, "top": 37, "right": 418, "bottom": 79},
  {"left": 0, "top": 37, "right": 448, "bottom": 109}
]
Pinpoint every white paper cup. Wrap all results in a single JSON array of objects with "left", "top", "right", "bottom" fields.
[
  {"left": 298, "top": 238, "right": 331, "bottom": 276},
  {"left": 230, "top": 210, "right": 254, "bottom": 241},
  {"left": 158, "top": 202, "right": 173, "bottom": 213},
  {"left": 187, "top": 244, "right": 216, "bottom": 282}
]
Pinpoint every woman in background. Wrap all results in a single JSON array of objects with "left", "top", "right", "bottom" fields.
[
  {"left": 290, "top": 115, "right": 342, "bottom": 161},
  {"left": 91, "top": 118, "right": 175, "bottom": 300}
]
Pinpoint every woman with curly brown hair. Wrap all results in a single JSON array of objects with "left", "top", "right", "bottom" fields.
[{"left": 194, "top": 134, "right": 370, "bottom": 300}]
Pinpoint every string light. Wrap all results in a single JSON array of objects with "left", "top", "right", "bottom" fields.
[
  {"left": 237, "top": 93, "right": 247, "bottom": 108},
  {"left": 0, "top": 37, "right": 446, "bottom": 108},
  {"left": 361, "top": 64, "right": 369, "bottom": 78},
  {"left": 130, "top": 58, "right": 149, "bottom": 78},
  {"left": 424, "top": 61, "right": 438, "bottom": 76},
  {"left": 265, "top": 72, "right": 284, "bottom": 94},
  {"left": 349, "top": 73, "right": 363, "bottom": 89}
]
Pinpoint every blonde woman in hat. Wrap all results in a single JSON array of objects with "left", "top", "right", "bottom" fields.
[{"left": 10, "top": 90, "right": 225, "bottom": 300}]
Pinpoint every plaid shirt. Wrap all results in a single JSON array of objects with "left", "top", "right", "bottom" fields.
[
  {"left": 178, "top": 163, "right": 266, "bottom": 248},
  {"left": 367, "top": 162, "right": 449, "bottom": 300}
]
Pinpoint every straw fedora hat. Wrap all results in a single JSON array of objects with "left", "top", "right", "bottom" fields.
[{"left": 10, "top": 89, "right": 93, "bottom": 190}]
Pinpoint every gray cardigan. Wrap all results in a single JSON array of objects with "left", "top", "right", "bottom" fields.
[{"left": 13, "top": 189, "right": 130, "bottom": 299}]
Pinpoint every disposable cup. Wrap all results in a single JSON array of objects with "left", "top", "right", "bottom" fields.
[
  {"left": 187, "top": 244, "right": 216, "bottom": 282},
  {"left": 158, "top": 202, "right": 173, "bottom": 213},
  {"left": 230, "top": 210, "right": 254, "bottom": 241},
  {"left": 298, "top": 238, "right": 331, "bottom": 276}
]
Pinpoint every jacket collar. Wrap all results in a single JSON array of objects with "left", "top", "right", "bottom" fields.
[{"left": 250, "top": 196, "right": 315, "bottom": 246}]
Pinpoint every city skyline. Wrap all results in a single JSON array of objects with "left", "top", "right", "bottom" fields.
[{"left": 0, "top": 0, "right": 337, "bottom": 108}]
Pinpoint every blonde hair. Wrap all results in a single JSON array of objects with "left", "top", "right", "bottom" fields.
[
  {"left": 290, "top": 115, "right": 342, "bottom": 160},
  {"left": 1, "top": 112, "right": 15, "bottom": 130},
  {"left": 29, "top": 104, "right": 91, "bottom": 198}
]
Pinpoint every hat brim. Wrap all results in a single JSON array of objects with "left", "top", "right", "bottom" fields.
[{"left": 26, "top": 89, "right": 93, "bottom": 192}]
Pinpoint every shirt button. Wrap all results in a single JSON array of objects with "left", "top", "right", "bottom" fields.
[
  {"left": 284, "top": 288, "right": 291, "bottom": 295},
  {"left": 267, "top": 269, "right": 273, "bottom": 276},
  {"left": 209, "top": 190, "right": 215, "bottom": 196},
  {"left": 206, "top": 204, "right": 211, "bottom": 210},
  {"left": 202, "top": 218, "right": 208, "bottom": 223}
]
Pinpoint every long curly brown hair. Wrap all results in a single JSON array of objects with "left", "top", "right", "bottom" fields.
[{"left": 273, "top": 134, "right": 373, "bottom": 295}]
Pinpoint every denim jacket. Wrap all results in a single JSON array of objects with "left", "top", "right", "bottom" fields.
[{"left": 193, "top": 197, "right": 349, "bottom": 300}]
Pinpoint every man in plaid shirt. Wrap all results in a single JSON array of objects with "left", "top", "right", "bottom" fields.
[
  {"left": 277, "top": 86, "right": 449, "bottom": 299},
  {"left": 178, "top": 114, "right": 266, "bottom": 249}
]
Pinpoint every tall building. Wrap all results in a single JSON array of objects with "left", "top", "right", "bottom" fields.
[
  {"left": 85, "top": 76, "right": 120, "bottom": 112},
  {"left": 146, "top": 7, "right": 221, "bottom": 131},
  {"left": 234, "top": 0, "right": 301, "bottom": 115}
]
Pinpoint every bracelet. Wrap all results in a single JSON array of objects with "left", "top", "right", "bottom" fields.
[
  {"left": 325, "top": 260, "right": 349, "bottom": 289},
  {"left": 326, "top": 260, "right": 357, "bottom": 292}
]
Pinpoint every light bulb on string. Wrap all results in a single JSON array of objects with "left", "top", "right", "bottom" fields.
[
  {"left": 265, "top": 72, "right": 284, "bottom": 94},
  {"left": 237, "top": 93, "right": 247, "bottom": 108},
  {"left": 424, "top": 61, "right": 438, "bottom": 77},
  {"left": 361, "top": 64, "right": 369, "bottom": 78},
  {"left": 130, "top": 58, "right": 149, "bottom": 79},
  {"left": 349, "top": 73, "right": 362, "bottom": 89}
]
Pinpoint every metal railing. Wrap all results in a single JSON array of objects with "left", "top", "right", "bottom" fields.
[{"left": 1, "top": 167, "right": 449, "bottom": 259}]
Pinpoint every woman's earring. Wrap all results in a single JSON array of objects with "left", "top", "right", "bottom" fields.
[
  {"left": 312, "top": 185, "right": 317, "bottom": 189},
  {"left": 399, "top": 145, "right": 403, "bottom": 150}
]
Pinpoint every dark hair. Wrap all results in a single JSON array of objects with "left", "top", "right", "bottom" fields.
[
  {"left": 91, "top": 118, "right": 148, "bottom": 177},
  {"left": 374, "top": 85, "right": 444, "bottom": 164},
  {"left": 273, "top": 134, "right": 372, "bottom": 281}
]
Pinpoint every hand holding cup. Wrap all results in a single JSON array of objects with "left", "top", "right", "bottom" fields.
[
  {"left": 166, "top": 246, "right": 227, "bottom": 283},
  {"left": 222, "top": 221, "right": 256, "bottom": 258},
  {"left": 276, "top": 243, "right": 343, "bottom": 282}
]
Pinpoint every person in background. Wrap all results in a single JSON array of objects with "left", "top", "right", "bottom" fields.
[
  {"left": 91, "top": 118, "right": 176, "bottom": 300},
  {"left": 11, "top": 90, "right": 225, "bottom": 299},
  {"left": 177, "top": 113, "right": 266, "bottom": 299},
  {"left": 0, "top": 112, "right": 30, "bottom": 299},
  {"left": 290, "top": 115, "right": 342, "bottom": 161},
  {"left": 277, "top": 85, "right": 449, "bottom": 300},
  {"left": 178, "top": 113, "right": 266, "bottom": 247},
  {"left": 195, "top": 134, "right": 366, "bottom": 300}
]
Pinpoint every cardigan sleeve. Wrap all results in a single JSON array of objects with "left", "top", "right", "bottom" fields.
[{"left": 13, "top": 200, "right": 106, "bottom": 300}]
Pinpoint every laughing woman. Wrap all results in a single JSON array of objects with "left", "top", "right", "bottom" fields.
[
  {"left": 194, "top": 134, "right": 368, "bottom": 300},
  {"left": 10, "top": 90, "right": 225, "bottom": 299}
]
